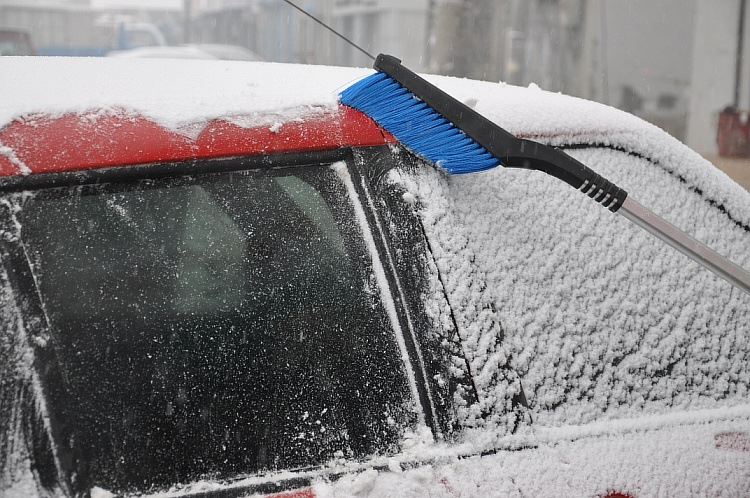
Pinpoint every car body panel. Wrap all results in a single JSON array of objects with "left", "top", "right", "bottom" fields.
[
  {"left": 0, "top": 106, "right": 393, "bottom": 176},
  {"left": 0, "top": 57, "right": 749, "bottom": 497},
  {"left": 0, "top": 30, "right": 35, "bottom": 56}
]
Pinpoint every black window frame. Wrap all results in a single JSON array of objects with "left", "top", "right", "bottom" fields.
[{"left": 0, "top": 146, "right": 461, "bottom": 496}]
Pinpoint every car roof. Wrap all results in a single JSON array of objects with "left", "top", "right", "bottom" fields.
[
  {"left": 107, "top": 46, "right": 221, "bottom": 59},
  {"left": 0, "top": 57, "right": 362, "bottom": 135},
  {"left": 0, "top": 56, "right": 747, "bottom": 221},
  {"left": 186, "top": 43, "right": 264, "bottom": 61},
  {"left": 0, "top": 56, "right": 702, "bottom": 145}
]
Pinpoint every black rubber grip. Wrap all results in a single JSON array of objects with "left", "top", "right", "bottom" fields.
[{"left": 374, "top": 54, "right": 628, "bottom": 212}]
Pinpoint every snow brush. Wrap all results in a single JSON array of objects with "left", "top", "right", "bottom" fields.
[{"left": 340, "top": 54, "right": 750, "bottom": 295}]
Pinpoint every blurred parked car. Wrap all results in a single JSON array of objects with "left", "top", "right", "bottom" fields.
[
  {"left": 108, "top": 45, "right": 219, "bottom": 59},
  {"left": 187, "top": 43, "right": 263, "bottom": 61},
  {"left": 108, "top": 43, "right": 263, "bottom": 61},
  {"left": 0, "top": 29, "right": 35, "bottom": 56},
  {"left": 0, "top": 57, "right": 748, "bottom": 497}
]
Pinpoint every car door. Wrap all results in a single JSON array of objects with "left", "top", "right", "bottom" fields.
[{"left": 0, "top": 145, "right": 524, "bottom": 497}]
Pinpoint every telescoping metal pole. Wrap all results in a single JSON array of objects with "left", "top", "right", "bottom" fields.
[
  {"left": 618, "top": 197, "right": 750, "bottom": 295},
  {"left": 341, "top": 53, "right": 750, "bottom": 296}
]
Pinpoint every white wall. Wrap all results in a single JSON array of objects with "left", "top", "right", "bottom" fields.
[
  {"left": 687, "top": 0, "right": 742, "bottom": 155},
  {"left": 604, "top": 0, "right": 694, "bottom": 107},
  {"left": 379, "top": 6, "right": 428, "bottom": 70},
  {"left": 330, "top": 0, "right": 429, "bottom": 70}
]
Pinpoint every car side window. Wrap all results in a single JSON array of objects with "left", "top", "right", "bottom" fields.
[
  {"left": 4, "top": 163, "right": 418, "bottom": 493},
  {"left": 358, "top": 147, "right": 529, "bottom": 436}
]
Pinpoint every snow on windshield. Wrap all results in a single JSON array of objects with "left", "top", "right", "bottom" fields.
[{"left": 400, "top": 137, "right": 749, "bottom": 431}]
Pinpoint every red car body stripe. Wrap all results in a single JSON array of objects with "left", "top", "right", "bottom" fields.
[
  {"left": 0, "top": 105, "right": 394, "bottom": 177},
  {"left": 265, "top": 489, "right": 315, "bottom": 498},
  {"left": 0, "top": 156, "right": 15, "bottom": 174}
]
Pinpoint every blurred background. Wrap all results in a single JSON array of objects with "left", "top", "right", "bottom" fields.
[{"left": 1, "top": 0, "right": 749, "bottom": 190}]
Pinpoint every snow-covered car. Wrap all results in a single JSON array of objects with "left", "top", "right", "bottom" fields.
[
  {"left": 107, "top": 44, "right": 262, "bottom": 61},
  {"left": 0, "top": 57, "right": 748, "bottom": 498},
  {"left": 0, "top": 30, "right": 35, "bottom": 56}
]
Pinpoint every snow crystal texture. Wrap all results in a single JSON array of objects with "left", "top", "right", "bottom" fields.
[
  {"left": 390, "top": 75, "right": 750, "bottom": 428},
  {"left": 316, "top": 414, "right": 750, "bottom": 497},
  {"left": 2, "top": 57, "right": 749, "bottom": 494}
]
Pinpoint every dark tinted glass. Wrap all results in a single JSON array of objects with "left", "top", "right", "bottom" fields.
[{"left": 16, "top": 165, "right": 415, "bottom": 493}]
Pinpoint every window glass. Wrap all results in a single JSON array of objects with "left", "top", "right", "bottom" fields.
[
  {"left": 0, "top": 41, "right": 33, "bottom": 56},
  {"left": 16, "top": 165, "right": 415, "bottom": 493}
]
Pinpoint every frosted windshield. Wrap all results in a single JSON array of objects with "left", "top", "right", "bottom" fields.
[{"left": 16, "top": 165, "right": 416, "bottom": 493}]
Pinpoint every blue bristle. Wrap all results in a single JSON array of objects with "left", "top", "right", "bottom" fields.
[{"left": 339, "top": 72, "right": 501, "bottom": 174}]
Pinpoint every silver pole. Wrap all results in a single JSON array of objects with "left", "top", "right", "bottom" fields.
[{"left": 618, "top": 196, "right": 750, "bottom": 295}]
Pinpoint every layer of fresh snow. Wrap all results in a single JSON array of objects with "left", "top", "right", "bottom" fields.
[
  {"left": 352, "top": 69, "right": 750, "bottom": 434},
  {"left": 0, "top": 145, "right": 30, "bottom": 176},
  {"left": 314, "top": 410, "right": 750, "bottom": 497},
  {"left": 0, "top": 57, "right": 369, "bottom": 137},
  {"left": 2, "top": 56, "right": 747, "bottom": 222},
  {"left": 82, "top": 406, "right": 750, "bottom": 497},
  {"left": 107, "top": 46, "right": 219, "bottom": 60},
  {"left": 384, "top": 165, "right": 529, "bottom": 436},
  {"left": 393, "top": 138, "right": 748, "bottom": 435},
  {"left": 1, "top": 57, "right": 748, "bottom": 217},
  {"left": 2, "top": 56, "right": 749, "bottom": 495},
  {"left": 0, "top": 254, "right": 65, "bottom": 497},
  {"left": 331, "top": 161, "right": 425, "bottom": 427},
  {"left": 439, "top": 147, "right": 750, "bottom": 428}
]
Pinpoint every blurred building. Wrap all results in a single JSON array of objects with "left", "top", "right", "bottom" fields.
[
  {"left": 0, "top": 0, "right": 100, "bottom": 55},
  {"left": 687, "top": 0, "right": 748, "bottom": 156},
  {"left": 425, "top": 0, "right": 693, "bottom": 141},
  {"left": 2, "top": 0, "right": 745, "bottom": 153},
  {"left": 189, "top": 0, "right": 332, "bottom": 64},
  {"left": 189, "top": 0, "right": 430, "bottom": 69},
  {"left": 0, "top": 0, "right": 181, "bottom": 55},
  {"left": 329, "top": 0, "right": 430, "bottom": 69}
]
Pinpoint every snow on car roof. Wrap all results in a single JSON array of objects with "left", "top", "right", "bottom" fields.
[
  {"left": 2, "top": 57, "right": 749, "bottom": 496},
  {"left": 0, "top": 55, "right": 688, "bottom": 141},
  {"left": 0, "top": 56, "right": 364, "bottom": 133},
  {"left": 106, "top": 45, "right": 221, "bottom": 59},
  {"left": 1, "top": 56, "right": 747, "bottom": 219}
]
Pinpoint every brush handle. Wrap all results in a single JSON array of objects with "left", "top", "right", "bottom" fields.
[
  {"left": 374, "top": 54, "right": 750, "bottom": 295},
  {"left": 506, "top": 138, "right": 628, "bottom": 212},
  {"left": 619, "top": 197, "right": 750, "bottom": 295},
  {"left": 374, "top": 54, "right": 627, "bottom": 212}
]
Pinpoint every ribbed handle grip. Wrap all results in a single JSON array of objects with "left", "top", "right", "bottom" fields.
[{"left": 373, "top": 54, "right": 628, "bottom": 212}]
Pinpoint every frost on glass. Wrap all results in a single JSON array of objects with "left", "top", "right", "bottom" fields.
[
  {"left": 12, "top": 166, "right": 415, "bottom": 493},
  {"left": 447, "top": 148, "right": 750, "bottom": 427}
]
